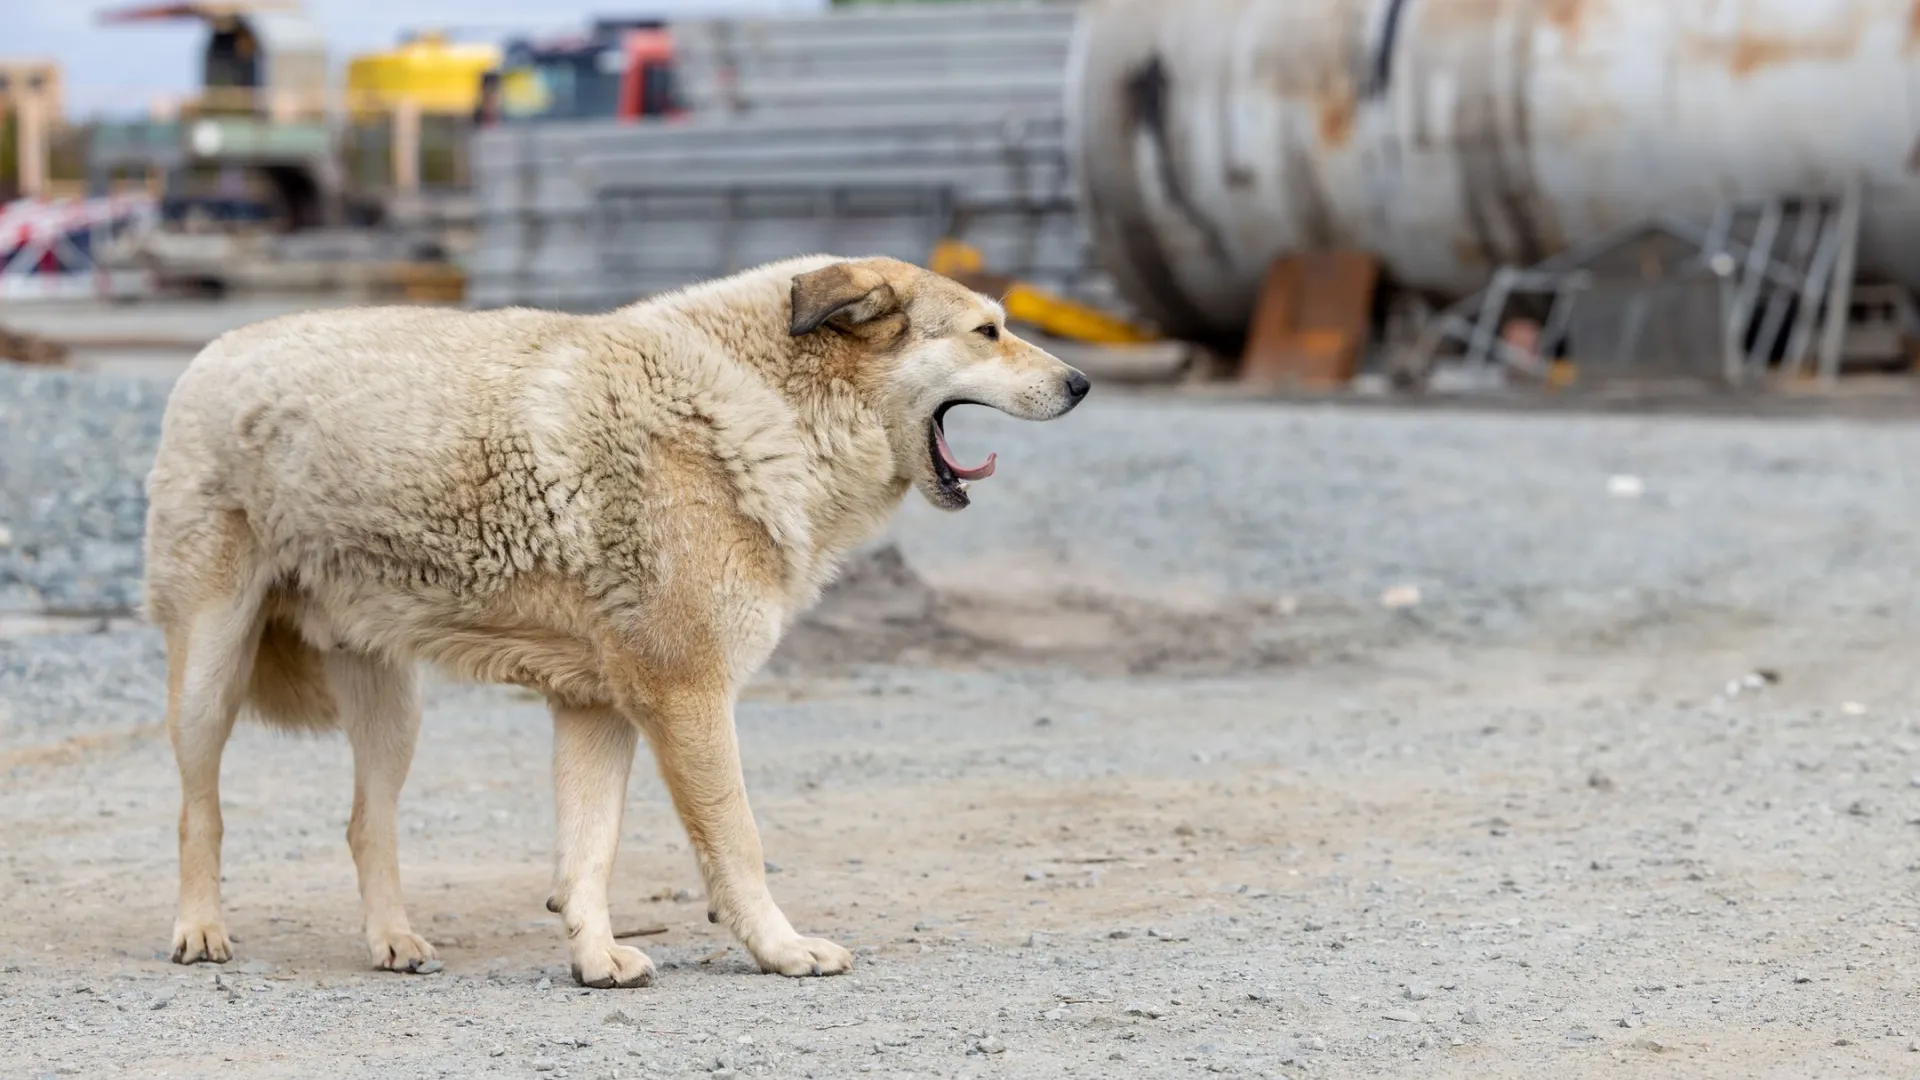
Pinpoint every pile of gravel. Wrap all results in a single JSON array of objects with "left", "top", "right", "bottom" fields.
[{"left": 0, "top": 367, "right": 170, "bottom": 615}]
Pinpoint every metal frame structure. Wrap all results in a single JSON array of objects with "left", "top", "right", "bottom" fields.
[
  {"left": 1400, "top": 181, "right": 1870, "bottom": 388},
  {"left": 592, "top": 180, "right": 962, "bottom": 287}
]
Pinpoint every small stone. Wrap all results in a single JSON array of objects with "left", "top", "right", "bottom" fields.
[
  {"left": 1380, "top": 584, "right": 1422, "bottom": 609},
  {"left": 0, "top": 524, "right": 12, "bottom": 548},
  {"left": 672, "top": 888, "right": 697, "bottom": 903},
  {"left": 1792, "top": 972, "right": 1812, "bottom": 984},
  {"left": 148, "top": 990, "right": 175, "bottom": 1010},
  {"left": 1461, "top": 1007, "right": 1482, "bottom": 1025},
  {"left": 1907, "top": 1038, "right": 1919, "bottom": 1052},
  {"left": 1303, "top": 921, "right": 1325, "bottom": 932},
  {"left": 1565, "top": 1028, "right": 1598, "bottom": 1043},
  {"left": 1618, "top": 1016, "right": 1639, "bottom": 1029},
  {"left": 1124, "top": 1002, "right": 1167, "bottom": 1020},
  {"left": 414, "top": 959, "right": 444, "bottom": 974},
  {"left": 1606, "top": 474, "right": 1646, "bottom": 499},
  {"left": 1108, "top": 929, "right": 1132, "bottom": 940},
  {"left": 973, "top": 1035, "right": 1006, "bottom": 1055},
  {"left": 1842, "top": 702, "right": 1868, "bottom": 716},
  {"left": 604, "top": 1009, "right": 637, "bottom": 1027},
  {"left": 1024, "top": 932, "right": 1048, "bottom": 948},
  {"left": 1042, "top": 1007, "right": 1068, "bottom": 1021},
  {"left": 1024, "top": 869, "right": 1047, "bottom": 882},
  {"left": 531, "top": 1059, "right": 558, "bottom": 1072},
  {"left": 1034, "top": 716, "right": 1053, "bottom": 727},
  {"left": 1416, "top": 1034, "right": 1436, "bottom": 1049},
  {"left": 1450, "top": 1037, "right": 1465, "bottom": 1047},
  {"left": 1588, "top": 769, "right": 1616, "bottom": 792},
  {"left": 1173, "top": 824, "right": 1196, "bottom": 838},
  {"left": 1637, "top": 1039, "right": 1668, "bottom": 1053},
  {"left": 1833, "top": 1038, "right": 1852, "bottom": 1047},
  {"left": 489, "top": 1047, "right": 506, "bottom": 1058},
  {"left": 1305, "top": 1036, "right": 1327, "bottom": 1051},
  {"left": 1382, "top": 1009, "right": 1420, "bottom": 1023},
  {"left": 762, "top": 861, "right": 781, "bottom": 874},
  {"left": 1403, "top": 984, "right": 1430, "bottom": 1001},
  {"left": 536, "top": 977, "right": 553, "bottom": 991},
  {"left": 237, "top": 960, "right": 275, "bottom": 975}
]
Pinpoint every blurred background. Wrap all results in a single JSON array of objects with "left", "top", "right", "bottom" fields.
[{"left": 9, "top": 0, "right": 1920, "bottom": 396}]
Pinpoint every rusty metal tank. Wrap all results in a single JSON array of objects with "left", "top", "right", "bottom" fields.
[{"left": 1067, "top": 0, "right": 1920, "bottom": 341}]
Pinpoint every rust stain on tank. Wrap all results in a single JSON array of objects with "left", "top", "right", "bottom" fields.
[
  {"left": 1317, "top": 90, "right": 1355, "bottom": 148},
  {"left": 1908, "top": 0, "right": 1920, "bottom": 50},
  {"left": 1539, "top": 0, "right": 1598, "bottom": 39},
  {"left": 1691, "top": 28, "right": 1861, "bottom": 77},
  {"left": 1418, "top": 0, "right": 1512, "bottom": 32}
]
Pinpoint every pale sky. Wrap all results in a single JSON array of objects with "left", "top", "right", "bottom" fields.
[{"left": 9, "top": 0, "right": 830, "bottom": 117}]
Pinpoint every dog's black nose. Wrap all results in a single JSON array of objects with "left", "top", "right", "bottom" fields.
[{"left": 1064, "top": 370, "right": 1091, "bottom": 402}]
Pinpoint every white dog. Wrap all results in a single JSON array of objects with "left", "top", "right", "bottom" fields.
[{"left": 142, "top": 255, "right": 1089, "bottom": 987}]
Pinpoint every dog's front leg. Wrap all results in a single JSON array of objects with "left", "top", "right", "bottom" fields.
[
  {"left": 549, "top": 702, "right": 655, "bottom": 988},
  {"left": 642, "top": 682, "right": 852, "bottom": 977}
]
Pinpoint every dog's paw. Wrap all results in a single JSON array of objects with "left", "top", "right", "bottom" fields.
[
  {"left": 170, "top": 919, "right": 232, "bottom": 965},
  {"left": 751, "top": 935, "right": 853, "bottom": 978},
  {"left": 368, "top": 928, "right": 438, "bottom": 973},
  {"left": 571, "top": 944, "right": 655, "bottom": 989}
]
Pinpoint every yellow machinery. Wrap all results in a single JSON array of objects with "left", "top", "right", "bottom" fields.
[
  {"left": 928, "top": 239, "right": 1159, "bottom": 346},
  {"left": 345, "top": 32, "right": 501, "bottom": 116}
]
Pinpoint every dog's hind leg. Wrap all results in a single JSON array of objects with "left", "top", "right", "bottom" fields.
[
  {"left": 548, "top": 702, "right": 653, "bottom": 988},
  {"left": 164, "top": 525, "right": 272, "bottom": 965},
  {"left": 330, "top": 649, "right": 436, "bottom": 972}
]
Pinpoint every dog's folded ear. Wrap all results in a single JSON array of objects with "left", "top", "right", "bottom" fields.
[{"left": 789, "top": 262, "right": 900, "bottom": 336}]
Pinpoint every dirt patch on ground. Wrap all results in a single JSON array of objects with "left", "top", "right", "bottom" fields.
[{"left": 775, "top": 544, "right": 1351, "bottom": 677}]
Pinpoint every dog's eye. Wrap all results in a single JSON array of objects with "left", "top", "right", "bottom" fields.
[{"left": 975, "top": 324, "right": 1000, "bottom": 341}]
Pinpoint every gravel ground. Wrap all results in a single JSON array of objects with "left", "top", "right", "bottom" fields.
[{"left": 7, "top": 361, "right": 1920, "bottom": 1079}]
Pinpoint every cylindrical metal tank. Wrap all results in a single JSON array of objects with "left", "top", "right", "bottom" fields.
[{"left": 1067, "top": 0, "right": 1920, "bottom": 341}]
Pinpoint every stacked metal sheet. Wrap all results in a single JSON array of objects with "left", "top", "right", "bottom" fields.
[{"left": 467, "top": 1, "right": 1101, "bottom": 314}]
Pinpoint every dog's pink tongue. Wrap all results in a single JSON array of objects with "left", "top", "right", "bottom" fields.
[{"left": 935, "top": 425, "right": 996, "bottom": 481}]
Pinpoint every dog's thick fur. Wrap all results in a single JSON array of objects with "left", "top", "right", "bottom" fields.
[{"left": 143, "top": 255, "right": 1087, "bottom": 986}]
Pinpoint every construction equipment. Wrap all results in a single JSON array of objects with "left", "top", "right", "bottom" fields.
[
  {"left": 929, "top": 239, "right": 1157, "bottom": 346},
  {"left": 90, "top": 2, "right": 336, "bottom": 230},
  {"left": 345, "top": 31, "right": 501, "bottom": 118},
  {"left": 495, "top": 20, "right": 683, "bottom": 124}
]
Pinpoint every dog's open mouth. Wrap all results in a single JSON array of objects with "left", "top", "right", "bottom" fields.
[{"left": 930, "top": 401, "right": 996, "bottom": 502}]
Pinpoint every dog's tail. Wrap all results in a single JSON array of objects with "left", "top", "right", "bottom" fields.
[{"left": 244, "top": 613, "right": 340, "bottom": 732}]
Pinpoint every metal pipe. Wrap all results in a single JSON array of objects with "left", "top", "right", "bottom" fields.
[{"left": 1067, "top": 0, "right": 1920, "bottom": 342}]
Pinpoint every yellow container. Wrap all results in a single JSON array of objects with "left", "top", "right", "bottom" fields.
[{"left": 345, "top": 33, "right": 501, "bottom": 117}]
